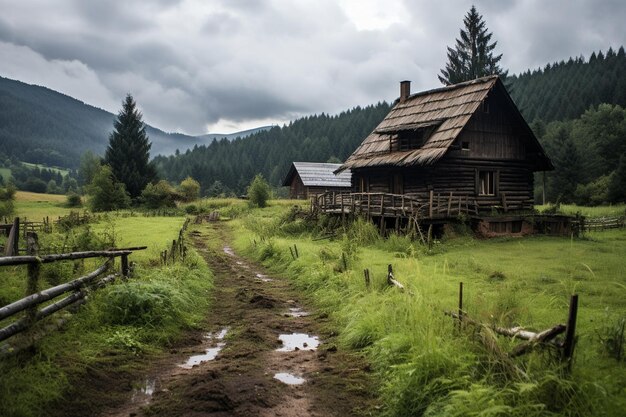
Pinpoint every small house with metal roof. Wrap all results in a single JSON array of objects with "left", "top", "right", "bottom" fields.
[{"left": 282, "top": 162, "right": 351, "bottom": 199}]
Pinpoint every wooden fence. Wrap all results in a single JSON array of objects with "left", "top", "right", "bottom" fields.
[
  {"left": 574, "top": 216, "right": 625, "bottom": 232},
  {"left": 160, "top": 218, "right": 191, "bottom": 265},
  {"left": 0, "top": 232, "right": 146, "bottom": 343},
  {"left": 362, "top": 265, "right": 579, "bottom": 370}
]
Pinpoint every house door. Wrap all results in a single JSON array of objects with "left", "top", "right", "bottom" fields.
[{"left": 391, "top": 174, "right": 403, "bottom": 194}]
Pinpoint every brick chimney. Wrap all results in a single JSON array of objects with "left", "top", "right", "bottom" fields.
[{"left": 400, "top": 80, "right": 411, "bottom": 103}]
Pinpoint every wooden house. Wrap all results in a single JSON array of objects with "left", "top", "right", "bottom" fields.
[
  {"left": 333, "top": 75, "right": 552, "bottom": 217},
  {"left": 282, "top": 162, "right": 351, "bottom": 199}
]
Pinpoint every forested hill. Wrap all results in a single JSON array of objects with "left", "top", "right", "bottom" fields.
[
  {"left": 509, "top": 46, "right": 626, "bottom": 123},
  {"left": 153, "top": 103, "right": 391, "bottom": 195},
  {"left": 0, "top": 76, "right": 261, "bottom": 168}
]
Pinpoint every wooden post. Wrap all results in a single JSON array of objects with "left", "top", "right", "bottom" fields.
[
  {"left": 502, "top": 193, "right": 508, "bottom": 213},
  {"left": 26, "top": 232, "right": 40, "bottom": 324},
  {"left": 458, "top": 281, "right": 464, "bottom": 330},
  {"left": 562, "top": 294, "right": 579, "bottom": 369},
  {"left": 429, "top": 190, "right": 433, "bottom": 218},
  {"left": 5, "top": 217, "right": 19, "bottom": 256},
  {"left": 289, "top": 246, "right": 295, "bottom": 260},
  {"left": 294, "top": 244, "right": 299, "bottom": 258},
  {"left": 364, "top": 269, "right": 370, "bottom": 288},
  {"left": 121, "top": 254, "right": 129, "bottom": 277},
  {"left": 447, "top": 192, "right": 453, "bottom": 216},
  {"left": 367, "top": 194, "right": 371, "bottom": 220},
  {"left": 387, "top": 264, "right": 393, "bottom": 285}
]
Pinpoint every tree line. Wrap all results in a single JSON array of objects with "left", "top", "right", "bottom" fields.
[{"left": 153, "top": 103, "right": 391, "bottom": 196}]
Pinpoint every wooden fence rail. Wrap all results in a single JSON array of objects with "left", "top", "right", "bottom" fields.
[
  {"left": 447, "top": 281, "right": 578, "bottom": 369},
  {"left": 313, "top": 191, "right": 481, "bottom": 220},
  {"left": 0, "top": 233, "right": 146, "bottom": 344}
]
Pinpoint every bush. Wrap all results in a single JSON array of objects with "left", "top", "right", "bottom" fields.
[
  {"left": 141, "top": 180, "right": 177, "bottom": 209},
  {"left": 66, "top": 192, "right": 82, "bottom": 207},
  {"left": 100, "top": 280, "right": 185, "bottom": 327},
  {"left": 179, "top": 176, "right": 200, "bottom": 202},
  {"left": 86, "top": 165, "right": 130, "bottom": 212},
  {"left": 247, "top": 174, "right": 270, "bottom": 208}
]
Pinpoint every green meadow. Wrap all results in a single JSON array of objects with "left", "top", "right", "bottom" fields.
[{"left": 228, "top": 202, "right": 626, "bottom": 416}]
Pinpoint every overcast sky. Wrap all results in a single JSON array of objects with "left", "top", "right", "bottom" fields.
[{"left": 0, "top": 0, "right": 624, "bottom": 135}]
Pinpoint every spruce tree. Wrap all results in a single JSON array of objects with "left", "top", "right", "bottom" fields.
[
  {"left": 105, "top": 94, "right": 157, "bottom": 199},
  {"left": 439, "top": 5, "right": 508, "bottom": 85}
]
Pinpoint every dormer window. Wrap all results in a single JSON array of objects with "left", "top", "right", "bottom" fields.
[{"left": 398, "top": 129, "right": 427, "bottom": 151}]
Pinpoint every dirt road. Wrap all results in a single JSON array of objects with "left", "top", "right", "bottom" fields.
[{"left": 101, "top": 222, "right": 375, "bottom": 417}]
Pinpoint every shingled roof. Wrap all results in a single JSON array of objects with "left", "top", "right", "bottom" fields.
[
  {"left": 339, "top": 75, "right": 552, "bottom": 171},
  {"left": 282, "top": 162, "right": 351, "bottom": 188}
]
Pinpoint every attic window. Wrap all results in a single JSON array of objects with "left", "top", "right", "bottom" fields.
[
  {"left": 461, "top": 141, "right": 470, "bottom": 151},
  {"left": 397, "top": 128, "right": 429, "bottom": 151}
]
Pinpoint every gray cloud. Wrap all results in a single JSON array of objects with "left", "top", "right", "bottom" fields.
[{"left": 0, "top": 0, "right": 624, "bottom": 135}]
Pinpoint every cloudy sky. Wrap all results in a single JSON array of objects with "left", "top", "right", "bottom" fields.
[{"left": 0, "top": 0, "right": 624, "bottom": 135}]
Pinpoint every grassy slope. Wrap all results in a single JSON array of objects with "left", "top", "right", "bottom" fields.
[
  {"left": 12, "top": 191, "right": 74, "bottom": 219},
  {"left": 229, "top": 202, "right": 626, "bottom": 416},
  {"left": 537, "top": 203, "right": 626, "bottom": 217}
]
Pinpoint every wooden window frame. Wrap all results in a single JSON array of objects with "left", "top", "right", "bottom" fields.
[{"left": 476, "top": 170, "right": 498, "bottom": 196}]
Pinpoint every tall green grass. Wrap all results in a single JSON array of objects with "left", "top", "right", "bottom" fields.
[{"left": 231, "top": 207, "right": 626, "bottom": 416}]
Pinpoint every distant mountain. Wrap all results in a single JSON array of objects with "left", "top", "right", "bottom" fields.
[
  {"left": 196, "top": 126, "right": 274, "bottom": 143},
  {"left": 0, "top": 76, "right": 266, "bottom": 168}
]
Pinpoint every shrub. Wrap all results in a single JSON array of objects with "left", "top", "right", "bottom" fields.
[
  {"left": 141, "top": 180, "right": 177, "bottom": 209},
  {"left": 184, "top": 204, "right": 199, "bottom": 214},
  {"left": 179, "top": 176, "right": 200, "bottom": 202},
  {"left": 66, "top": 192, "right": 82, "bottom": 207},
  {"left": 247, "top": 174, "right": 270, "bottom": 208},
  {"left": 100, "top": 280, "right": 184, "bottom": 327},
  {"left": 86, "top": 165, "right": 130, "bottom": 212}
]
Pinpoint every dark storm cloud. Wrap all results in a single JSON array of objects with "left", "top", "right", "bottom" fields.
[{"left": 0, "top": 0, "right": 623, "bottom": 135}]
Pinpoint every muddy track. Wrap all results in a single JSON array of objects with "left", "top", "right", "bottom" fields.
[{"left": 101, "top": 222, "right": 375, "bottom": 417}]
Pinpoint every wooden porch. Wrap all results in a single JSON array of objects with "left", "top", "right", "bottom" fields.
[{"left": 312, "top": 191, "right": 482, "bottom": 220}]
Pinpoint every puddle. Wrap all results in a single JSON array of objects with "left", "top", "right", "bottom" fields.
[
  {"left": 131, "top": 377, "right": 158, "bottom": 404},
  {"left": 255, "top": 273, "right": 273, "bottom": 282},
  {"left": 276, "top": 333, "right": 320, "bottom": 352},
  {"left": 223, "top": 246, "right": 235, "bottom": 256},
  {"left": 274, "top": 372, "right": 306, "bottom": 385},
  {"left": 180, "top": 327, "right": 229, "bottom": 369},
  {"left": 286, "top": 307, "right": 309, "bottom": 317}
]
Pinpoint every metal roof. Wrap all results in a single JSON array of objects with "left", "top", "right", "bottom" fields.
[{"left": 282, "top": 162, "right": 352, "bottom": 188}]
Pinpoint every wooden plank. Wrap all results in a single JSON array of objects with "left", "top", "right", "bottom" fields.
[
  {"left": 4, "top": 217, "right": 19, "bottom": 256},
  {"left": 0, "top": 250, "right": 134, "bottom": 266}
]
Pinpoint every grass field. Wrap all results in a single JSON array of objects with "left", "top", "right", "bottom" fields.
[
  {"left": 537, "top": 203, "right": 626, "bottom": 217},
  {"left": 20, "top": 162, "right": 69, "bottom": 176},
  {"left": 12, "top": 191, "right": 74, "bottom": 219},
  {"left": 229, "top": 203, "right": 626, "bottom": 416},
  {"left": 90, "top": 214, "right": 188, "bottom": 263}
]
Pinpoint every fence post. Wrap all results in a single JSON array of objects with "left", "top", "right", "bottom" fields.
[
  {"left": 5, "top": 217, "right": 20, "bottom": 256},
  {"left": 364, "top": 269, "right": 370, "bottom": 288},
  {"left": 562, "top": 294, "right": 579, "bottom": 369},
  {"left": 458, "top": 282, "right": 464, "bottom": 330},
  {"left": 121, "top": 254, "right": 129, "bottom": 277},
  {"left": 26, "top": 232, "right": 40, "bottom": 324}
]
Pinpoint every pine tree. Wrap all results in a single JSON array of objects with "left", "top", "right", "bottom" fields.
[
  {"left": 105, "top": 94, "right": 157, "bottom": 199},
  {"left": 439, "top": 5, "right": 508, "bottom": 85}
]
